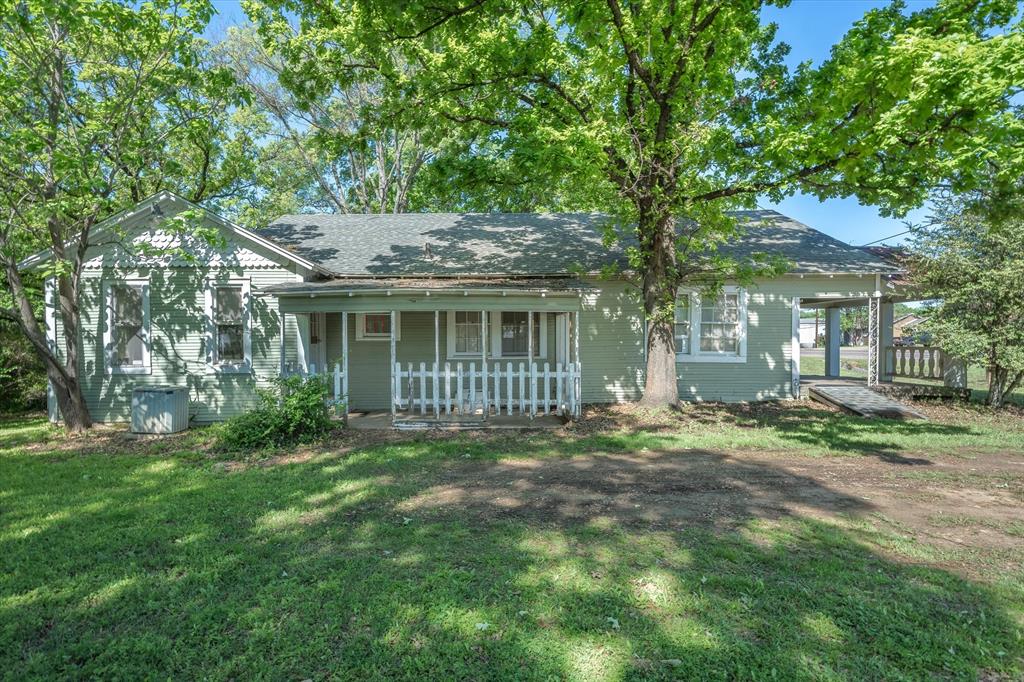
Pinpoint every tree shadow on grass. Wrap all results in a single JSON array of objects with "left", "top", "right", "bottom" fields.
[
  {"left": 575, "top": 402, "right": 973, "bottom": 465},
  {"left": 0, "top": 431, "right": 1021, "bottom": 679}
]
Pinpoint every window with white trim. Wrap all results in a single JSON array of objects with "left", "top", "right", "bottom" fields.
[
  {"left": 675, "top": 287, "right": 747, "bottom": 363},
  {"left": 453, "top": 311, "right": 482, "bottom": 354},
  {"left": 674, "top": 297, "right": 690, "bottom": 355},
  {"left": 207, "top": 280, "right": 251, "bottom": 371},
  {"left": 356, "top": 312, "right": 400, "bottom": 340},
  {"left": 444, "top": 311, "right": 548, "bottom": 359},
  {"left": 700, "top": 292, "right": 741, "bottom": 353},
  {"left": 499, "top": 311, "right": 542, "bottom": 357},
  {"left": 105, "top": 280, "right": 150, "bottom": 374},
  {"left": 214, "top": 286, "right": 245, "bottom": 362}
]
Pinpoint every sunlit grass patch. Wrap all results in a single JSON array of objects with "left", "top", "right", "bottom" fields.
[{"left": 1, "top": 414, "right": 1022, "bottom": 679}]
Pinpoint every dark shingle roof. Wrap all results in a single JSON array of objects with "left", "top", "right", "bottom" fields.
[{"left": 260, "top": 209, "right": 898, "bottom": 277}]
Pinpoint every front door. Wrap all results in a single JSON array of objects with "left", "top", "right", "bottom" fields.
[{"left": 309, "top": 312, "right": 327, "bottom": 371}]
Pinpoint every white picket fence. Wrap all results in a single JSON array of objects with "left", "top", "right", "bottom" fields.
[
  {"left": 283, "top": 362, "right": 348, "bottom": 414},
  {"left": 394, "top": 361, "right": 581, "bottom": 418}
]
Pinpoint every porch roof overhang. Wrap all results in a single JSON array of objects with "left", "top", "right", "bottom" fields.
[
  {"left": 800, "top": 273, "right": 925, "bottom": 308},
  {"left": 268, "top": 277, "right": 591, "bottom": 313}
]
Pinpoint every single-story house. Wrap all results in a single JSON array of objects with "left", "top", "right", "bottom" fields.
[{"left": 24, "top": 191, "right": 907, "bottom": 425}]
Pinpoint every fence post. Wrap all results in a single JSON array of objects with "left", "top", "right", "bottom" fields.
[
  {"left": 568, "top": 363, "right": 576, "bottom": 417},
  {"left": 556, "top": 362, "right": 563, "bottom": 416},
  {"left": 507, "top": 362, "right": 513, "bottom": 415},
  {"left": 445, "top": 362, "right": 452, "bottom": 415},
  {"left": 543, "top": 362, "right": 550, "bottom": 415},
  {"left": 334, "top": 363, "right": 341, "bottom": 416},
  {"left": 493, "top": 364, "right": 500, "bottom": 416},
  {"left": 432, "top": 362, "right": 439, "bottom": 417},
  {"left": 469, "top": 362, "right": 476, "bottom": 415},
  {"left": 519, "top": 362, "right": 526, "bottom": 415},
  {"left": 457, "top": 363, "right": 464, "bottom": 415},
  {"left": 407, "top": 362, "right": 413, "bottom": 413},
  {"left": 530, "top": 361, "right": 537, "bottom": 419},
  {"left": 419, "top": 362, "right": 427, "bottom": 415}
]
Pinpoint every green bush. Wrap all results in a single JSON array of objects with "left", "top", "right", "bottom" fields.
[
  {"left": 217, "top": 374, "right": 334, "bottom": 451},
  {"left": 0, "top": 322, "right": 46, "bottom": 413}
]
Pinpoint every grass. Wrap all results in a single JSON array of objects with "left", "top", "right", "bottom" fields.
[{"left": 2, "top": 408, "right": 1023, "bottom": 680}]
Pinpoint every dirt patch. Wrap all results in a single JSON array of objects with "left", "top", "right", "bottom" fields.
[{"left": 397, "top": 445, "right": 1024, "bottom": 576}]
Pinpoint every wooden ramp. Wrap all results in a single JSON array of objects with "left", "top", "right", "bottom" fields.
[{"left": 808, "top": 383, "right": 926, "bottom": 420}]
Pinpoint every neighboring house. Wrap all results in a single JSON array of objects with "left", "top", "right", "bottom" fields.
[
  {"left": 23, "top": 191, "right": 901, "bottom": 424},
  {"left": 799, "top": 318, "right": 823, "bottom": 348},
  {"left": 893, "top": 313, "right": 926, "bottom": 342}
]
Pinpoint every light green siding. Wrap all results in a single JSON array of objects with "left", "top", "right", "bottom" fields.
[
  {"left": 53, "top": 217, "right": 305, "bottom": 424},
  {"left": 578, "top": 275, "right": 881, "bottom": 404},
  {"left": 60, "top": 221, "right": 885, "bottom": 421},
  {"left": 579, "top": 280, "right": 645, "bottom": 402}
]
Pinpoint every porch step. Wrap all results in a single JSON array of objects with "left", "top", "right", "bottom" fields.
[
  {"left": 809, "top": 383, "right": 926, "bottom": 420},
  {"left": 393, "top": 417, "right": 489, "bottom": 430}
]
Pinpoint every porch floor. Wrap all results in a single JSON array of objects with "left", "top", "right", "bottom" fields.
[
  {"left": 801, "top": 374, "right": 970, "bottom": 401},
  {"left": 345, "top": 411, "right": 566, "bottom": 430}
]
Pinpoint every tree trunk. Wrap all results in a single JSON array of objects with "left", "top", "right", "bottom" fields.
[
  {"left": 640, "top": 212, "right": 679, "bottom": 406},
  {"left": 46, "top": 361, "right": 92, "bottom": 432},
  {"left": 3, "top": 260, "right": 94, "bottom": 431},
  {"left": 987, "top": 366, "right": 1007, "bottom": 408}
]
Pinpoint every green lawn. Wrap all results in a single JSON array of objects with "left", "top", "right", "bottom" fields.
[{"left": 2, "top": 407, "right": 1023, "bottom": 680}]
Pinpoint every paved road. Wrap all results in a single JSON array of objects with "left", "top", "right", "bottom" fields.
[{"left": 801, "top": 346, "right": 869, "bottom": 359}]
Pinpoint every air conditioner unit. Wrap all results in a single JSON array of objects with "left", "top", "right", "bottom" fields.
[{"left": 131, "top": 386, "right": 190, "bottom": 434}]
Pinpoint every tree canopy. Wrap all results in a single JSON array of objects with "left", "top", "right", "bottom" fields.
[
  {"left": 246, "top": 0, "right": 1024, "bottom": 404},
  {"left": 0, "top": 0, "right": 247, "bottom": 429},
  {"left": 911, "top": 193, "right": 1024, "bottom": 406}
]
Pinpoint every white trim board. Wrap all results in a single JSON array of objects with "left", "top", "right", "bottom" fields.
[
  {"left": 205, "top": 277, "right": 253, "bottom": 374},
  {"left": 102, "top": 277, "right": 152, "bottom": 375}
]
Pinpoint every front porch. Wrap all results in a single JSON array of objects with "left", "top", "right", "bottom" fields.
[
  {"left": 270, "top": 278, "right": 586, "bottom": 426},
  {"left": 798, "top": 277, "right": 969, "bottom": 410}
]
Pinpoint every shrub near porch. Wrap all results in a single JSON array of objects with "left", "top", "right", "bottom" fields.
[{"left": 1, "top": 403, "right": 1022, "bottom": 680}]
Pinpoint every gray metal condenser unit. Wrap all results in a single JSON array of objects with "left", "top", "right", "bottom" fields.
[{"left": 131, "top": 386, "right": 190, "bottom": 434}]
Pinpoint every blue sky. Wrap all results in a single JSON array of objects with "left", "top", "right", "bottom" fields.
[{"left": 206, "top": 0, "right": 936, "bottom": 246}]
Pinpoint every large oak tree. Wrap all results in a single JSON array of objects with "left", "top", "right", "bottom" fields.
[{"left": 250, "top": 0, "right": 1024, "bottom": 404}]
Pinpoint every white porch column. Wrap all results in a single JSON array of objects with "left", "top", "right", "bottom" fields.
[
  {"left": 434, "top": 311, "right": 440, "bottom": 368},
  {"left": 295, "top": 313, "right": 310, "bottom": 373},
  {"left": 880, "top": 301, "right": 894, "bottom": 381},
  {"left": 278, "top": 302, "right": 286, "bottom": 377},
  {"left": 481, "top": 309, "right": 488, "bottom": 415},
  {"left": 527, "top": 310, "right": 535, "bottom": 418},
  {"left": 824, "top": 307, "right": 841, "bottom": 378},
  {"left": 434, "top": 311, "right": 440, "bottom": 417},
  {"left": 573, "top": 310, "right": 581, "bottom": 417},
  {"left": 341, "top": 312, "right": 349, "bottom": 417},
  {"left": 867, "top": 295, "right": 881, "bottom": 387},
  {"left": 791, "top": 297, "right": 801, "bottom": 397},
  {"left": 389, "top": 310, "right": 397, "bottom": 421}
]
